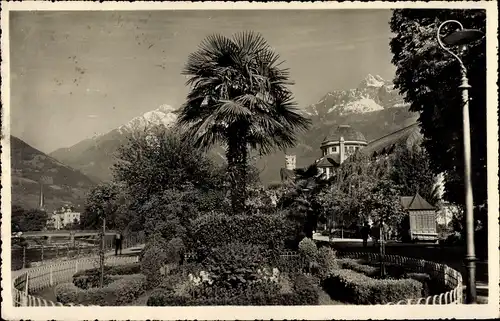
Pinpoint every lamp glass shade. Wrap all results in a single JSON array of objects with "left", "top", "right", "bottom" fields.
[{"left": 442, "top": 29, "right": 484, "bottom": 46}]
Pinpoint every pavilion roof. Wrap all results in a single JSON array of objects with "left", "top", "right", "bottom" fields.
[{"left": 400, "top": 193, "right": 435, "bottom": 210}]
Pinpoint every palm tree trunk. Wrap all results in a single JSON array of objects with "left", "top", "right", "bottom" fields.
[{"left": 227, "top": 137, "right": 248, "bottom": 215}]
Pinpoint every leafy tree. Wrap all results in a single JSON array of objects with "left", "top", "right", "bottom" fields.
[
  {"left": 112, "top": 125, "right": 224, "bottom": 210},
  {"left": 389, "top": 144, "right": 441, "bottom": 205},
  {"left": 138, "top": 184, "right": 225, "bottom": 244},
  {"left": 389, "top": 9, "right": 486, "bottom": 208},
  {"left": 11, "top": 205, "right": 48, "bottom": 231},
  {"left": 177, "top": 31, "right": 311, "bottom": 215},
  {"left": 279, "top": 164, "right": 327, "bottom": 239},
  {"left": 81, "top": 182, "right": 122, "bottom": 230},
  {"left": 318, "top": 154, "right": 391, "bottom": 233}
]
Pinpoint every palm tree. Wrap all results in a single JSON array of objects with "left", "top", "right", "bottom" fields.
[{"left": 177, "top": 32, "right": 311, "bottom": 215}]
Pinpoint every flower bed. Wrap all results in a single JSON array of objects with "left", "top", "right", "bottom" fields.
[{"left": 147, "top": 272, "right": 319, "bottom": 306}]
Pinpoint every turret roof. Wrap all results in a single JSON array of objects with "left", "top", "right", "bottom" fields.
[{"left": 322, "top": 125, "right": 366, "bottom": 143}]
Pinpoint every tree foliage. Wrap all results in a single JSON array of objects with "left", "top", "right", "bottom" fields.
[
  {"left": 11, "top": 205, "right": 48, "bottom": 232},
  {"left": 113, "top": 125, "right": 224, "bottom": 206},
  {"left": 318, "top": 154, "right": 392, "bottom": 230},
  {"left": 278, "top": 164, "right": 327, "bottom": 239},
  {"left": 390, "top": 9, "right": 486, "bottom": 207},
  {"left": 177, "top": 31, "right": 310, "bottom": 215},
  {"left": 389, "top": 144, "right": 441, "bottom": 205},
  {"left": 81, "top": 182, "right": 124, "bottom": 230},
  {"left": 108, "top": 126, "right": 227, "bottom": 239}
]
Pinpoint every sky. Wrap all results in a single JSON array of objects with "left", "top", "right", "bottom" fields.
[{"left": 9, "top": 9, "right": 396, "bottom": 153}]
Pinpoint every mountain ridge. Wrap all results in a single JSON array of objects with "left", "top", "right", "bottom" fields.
[
  {"left": 11, "top": 135, "right": 97, "bottom": 211},
  {"left": 49, "top": 74, "right": 419, "bottom": 184}
]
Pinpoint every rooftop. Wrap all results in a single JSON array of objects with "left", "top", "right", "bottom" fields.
[
  {"left": 401, "top": 193, "right": 435, "bottom": 210},
  {"left": 322, "top": 125, "right": 367, "bottom": 144},
  {"left": 360, "top": 123, "right": 422, "bottom": 157}
]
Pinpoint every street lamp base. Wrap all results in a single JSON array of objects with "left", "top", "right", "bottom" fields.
[{"left": 464, "top": 255, "right": 477, "bottom": 304}]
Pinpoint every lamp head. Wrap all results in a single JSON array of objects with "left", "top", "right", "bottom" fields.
[{"left": 442, "top": 29, "right": 484, "bottom": 46}]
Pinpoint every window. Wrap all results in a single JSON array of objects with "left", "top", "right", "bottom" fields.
[{"left": 332, "top": 146, "right": 337, "bottom": 153}]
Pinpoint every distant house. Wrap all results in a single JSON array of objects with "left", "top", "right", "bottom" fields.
[
  {"left": 49, "top": 205, "right": 81, "bottom": 230},
  {"left": 400, "top": 193, "right": 438, "bottom": 242}
]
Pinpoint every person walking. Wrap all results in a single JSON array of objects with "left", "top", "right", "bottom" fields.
[
  {"left": 361, "top": 222, "right": 371, "bottom": 248},
  {"left": 114, "top": 232, "right": 122, "bottom": 256}
]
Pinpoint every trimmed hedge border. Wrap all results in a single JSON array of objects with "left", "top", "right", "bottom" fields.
[
  {"left": 323, "top": 268, "right": 423, "bottom": 304},
  {"left": 56, "top": 274, "right": 146, "bottom": 306},
  {"left": 338, "top": 252, "right": 463, "bottom": 304}
]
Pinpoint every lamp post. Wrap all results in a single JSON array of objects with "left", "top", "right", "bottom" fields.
[{"left": 436, "top": 20, "right": 484, "bottom": 304}]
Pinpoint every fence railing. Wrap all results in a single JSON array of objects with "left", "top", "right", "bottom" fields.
[
  {"left": 338, "top": 252, "right": 463, "bottom": 305},
  {"left": 11, "top": 235, "right": 144, "bottom": 307},
  {"left": 12, "top": 232, "right": 145, "bottom": 270}
]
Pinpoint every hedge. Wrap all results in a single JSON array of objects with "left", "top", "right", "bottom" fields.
[
  {"left": 190, "top": 212, "right": 288, "bottom": 250},
  {"left": 405, "top": 272, "right": 450, "bottom": 297},
  {"left": 56, "top": 274, "right": 146, "bottom": 306},
  {"left": 322, "top": 269, "right": 423, "bottom": 305},
  {"left": 73, "top": 263, "right": 141, "bottom": 289},
  {"left": 337, "top": 259, "right": 379, "bottom": 277}
]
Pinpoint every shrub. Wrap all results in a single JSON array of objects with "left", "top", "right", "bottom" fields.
[
  {"left": 316, "top": 247, "right": 337, "bottom": 279},
  {"left": 323, "top": 269, "right": 422, "bottom": 304},
  {"left": 141, "top": 245, "right": 167, "bottom": 287},
  {"left": 190, "top": 212, "right": 288, "bottom": 250},
  {"left": 201, "top": 242, "right": 270, "bottom": 289},
  {"left": 406, "top": 272, "right": 431, "bottom": 297},
  {"left": 337, "top": 258, "right": 379, "bottom": 277},
  {"left": 298, "top": 238, "right": 317, "bottom": 262},
  {"left": 73, "top": 269, "right": 112, "bottom": 290},
  {"left": 55, "top": 282, "right": 80, "bottom": 304},
  {"left": 292, "top": 273, "right": 320, "bottom": 305},
  {"left": 59, "top": 275, "right": 147, "bottom": 306},
  {"left": 166, "top": 237, "right": 185, "bottom": 264}
]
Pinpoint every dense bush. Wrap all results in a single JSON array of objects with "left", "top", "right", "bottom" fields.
[
  {"left": 73, "top": 269, "right": 112, "bottom": 290},
  {"left": 141, "top": 245, "right": 167, "bottom": 287},
  {"left": 298, "top": 238, "right": 317, "bottom": 262},
  {"left": 55, "top": 283, "right": 80, "bottom": 304},
  {"left": 336, "top": 258, "right": 379, "bottom": 277},
  {"left": 201, "top": 242, "right": 270, "bottom": 289},
  {"left": 322, "top": 269, "right": 422, "bottom": 304},
  {"left": 316, "top": 247, "right": 337, "bottom": 279},
  {"left": 166, "top": 237, "right": 186, "bottom": 264},
  {"left": 57, "top": 274, "right": 146, "bottom": 306},
  {"left": 190, "top": 212, "right": 288, "bottom": 250},
  {"left": 291, "top": 273, "right": 320, "bottom": 305}
]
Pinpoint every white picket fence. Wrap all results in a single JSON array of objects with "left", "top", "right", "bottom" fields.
[
  {"left": 12, "top": 255, "right": 139, "bottom": 307},
  {"left": 339, "top": 252, "right": 463, "bottom": 304}
]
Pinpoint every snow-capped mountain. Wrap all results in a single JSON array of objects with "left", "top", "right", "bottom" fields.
[
  {"left": 303, "top": 74, "right": 405, "bottom": 118},
  {"left": 50, "top": 104, "right": 181, "bottom": 181},
  {"left": 118, "top": 104, "right": 178, "bottom": 133},
  {"left": 50, "top": 75, "right": 417, "bottom": 184}
]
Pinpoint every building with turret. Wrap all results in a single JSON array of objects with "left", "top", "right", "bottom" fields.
[{"left": 315, "top": 125, "right": 368, "bottom": 179}]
